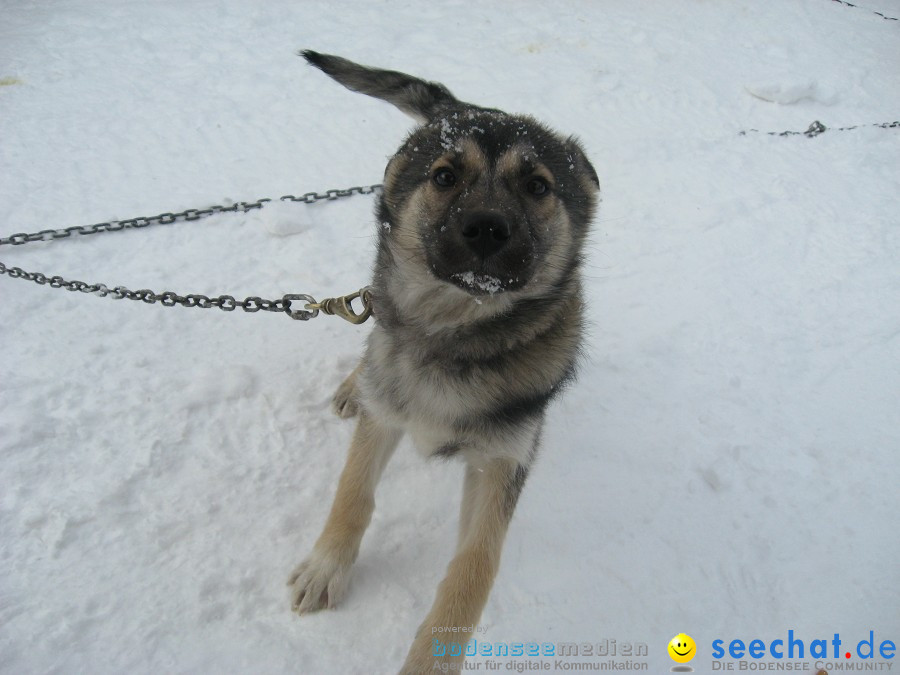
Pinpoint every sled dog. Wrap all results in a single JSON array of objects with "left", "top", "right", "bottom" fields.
[{"left": 289, "top": 50, "right": 600, "bottom": 673}]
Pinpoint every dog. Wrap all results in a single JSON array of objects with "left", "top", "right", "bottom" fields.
[{"left": 288, "top": 50, "right": 600, "bottom": 673}]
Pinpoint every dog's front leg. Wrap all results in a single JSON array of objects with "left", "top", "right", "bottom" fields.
[
  {"left": 289, "top": 413, "right": 401, "bottom": 613},
  {"left": 400, "top": 457, "right": 529, "bottom": 674}
]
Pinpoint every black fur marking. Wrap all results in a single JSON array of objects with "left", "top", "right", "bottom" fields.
[
  {"left": 300, "top": 49, "right": 461, "bottom": 123},
  {"left": 299, "top": 49, "right": 328, "bottom": 68},
  {"left": 502, "top": 464, "right": 530, "bottom": 519},
  {"left": 432, "top": 443, "right": 461, "bottom": 459},
  {"left": 483, "top": 354, "right": 576, "bottom": 431},
  {"left": 456, "top": 389, "right": 546, "bottom": 435},
  {"left": 441, "top": 281, "right": 583, "bottom": 367}
]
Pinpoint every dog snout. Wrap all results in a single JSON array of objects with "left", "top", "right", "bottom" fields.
[{"left": 460, "top": 211, "right": 511, "bottom": 258}]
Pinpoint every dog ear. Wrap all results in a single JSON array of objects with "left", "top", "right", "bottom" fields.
[
  {"left": 300, "top": 50, "right": 460, "bottom": 125},
  {"left": 565, "top": 136, "right": 600, "bottom": 190}
]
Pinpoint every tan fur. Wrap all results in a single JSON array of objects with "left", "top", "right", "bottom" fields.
[
  {"left": 288, "top": 414, "right": 400, "bottom": 613},
  {"left": 331, "top": 362, "right": 362, "bottom": 419},
  {"left": 429, "top": 138, "right": 490, "bottom": 183},
  {"left": 384, "top": 186, "right": 514, "bottom": 329},
  {"left": 383, "top": 154, "right": 410, "bottom": 196},
  {"left": 495, "top": 146, "right": 556, "bottom": 189}
]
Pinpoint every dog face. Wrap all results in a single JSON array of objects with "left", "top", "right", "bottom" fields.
[
  {"left": 300, "top": 50, "right": 599, "bottom": 304},
  {"left": 380, "top": 110, "right": 599, "bottom": 297}
]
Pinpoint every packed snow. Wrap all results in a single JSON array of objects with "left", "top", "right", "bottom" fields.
[{"left": 1, "top": 1, "right": 898, "bottom": 674}]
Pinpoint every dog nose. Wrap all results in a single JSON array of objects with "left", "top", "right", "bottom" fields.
[{"left": 460, "top": 212, "right": 511, "bottom": 258}]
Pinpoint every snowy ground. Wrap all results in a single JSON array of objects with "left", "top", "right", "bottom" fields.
[{"left": 1, "top": 1, "right": 899, "bottom": 673}]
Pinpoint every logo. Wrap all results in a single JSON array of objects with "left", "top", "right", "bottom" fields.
[
  {"left": 668, "top": 633, "right": 697, "bottom": 671},
  {"left": 428, "top": 634, "right": 650, "bottom": 671},
  {"left": 710, "top": 630, "right": 896, "bottom": 671}
]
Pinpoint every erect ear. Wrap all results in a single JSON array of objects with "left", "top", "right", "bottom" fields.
[
  {"left": 300, "top": 50, "right": 460, "bottom": 124},
  {"left": 565, "top": 136, "right": 600, "bottom": 190}
]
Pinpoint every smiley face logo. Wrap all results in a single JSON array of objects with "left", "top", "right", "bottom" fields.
[{"left": 668, "top": 633, "right": 696, "bottom": 663}]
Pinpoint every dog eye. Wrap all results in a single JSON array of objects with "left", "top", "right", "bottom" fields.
[
  {"left": 432, "top": 168, "right": 457, "bottom": 188},
  {"left": 525, "top": 177, "right": 549, "bottom": 196}
]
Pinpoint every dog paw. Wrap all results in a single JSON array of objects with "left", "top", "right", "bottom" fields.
[
  {"left": 331, "top": 377, "right": 359, "bottom": 419},
  {"left": 287, "top": 549, "right": 352, "bottom": 614}
]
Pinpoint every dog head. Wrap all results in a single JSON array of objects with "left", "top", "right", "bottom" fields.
[{"left": 302, "top": 51, "right": 599, "bottom": 320}]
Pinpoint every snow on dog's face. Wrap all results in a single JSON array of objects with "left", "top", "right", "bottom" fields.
[
  {"left": 378, "top": 109, "right": 598, "bottom": 298},
  {"left": 300, "top": 50, "right": 599, "bottom": 307}
]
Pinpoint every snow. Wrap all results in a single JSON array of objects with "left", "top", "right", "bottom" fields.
[
  {"left": 255, "top": 199, "right": 316, "bottom": 238},
  {"left": 1, "top": 1, "right": 899, "bottom": 674},
  {"left": 452, "top": 272, "right": 505, "bottom": 295},
  {"left": 743, "top": 80, "right": 829, "bottom": 105}
]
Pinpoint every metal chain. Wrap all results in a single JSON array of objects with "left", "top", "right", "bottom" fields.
[
  {"left": 829, "top": 0, "right": 898, "bottom": 21},
  {"left": 739, "top": 119, "right": 900, "bottom": 138},
  {"left": 3, "top": 116, "right": 899, "bottom": 319},
  {"left": 0, "top": 184, "right": 381, "bottom": 321}
]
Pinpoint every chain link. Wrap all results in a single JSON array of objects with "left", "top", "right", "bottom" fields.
[
  {"left": 3, "top": 114, "right": 899, "bottom": 318},
  {"left": 739, "top": 119, "right": 899, "bottom": 138},
  {"left": 829, "top": 0, "right": 898, "bottom": 21},
  {"left": 0, "top": 184, "right": 382, "bottom": 320}
]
